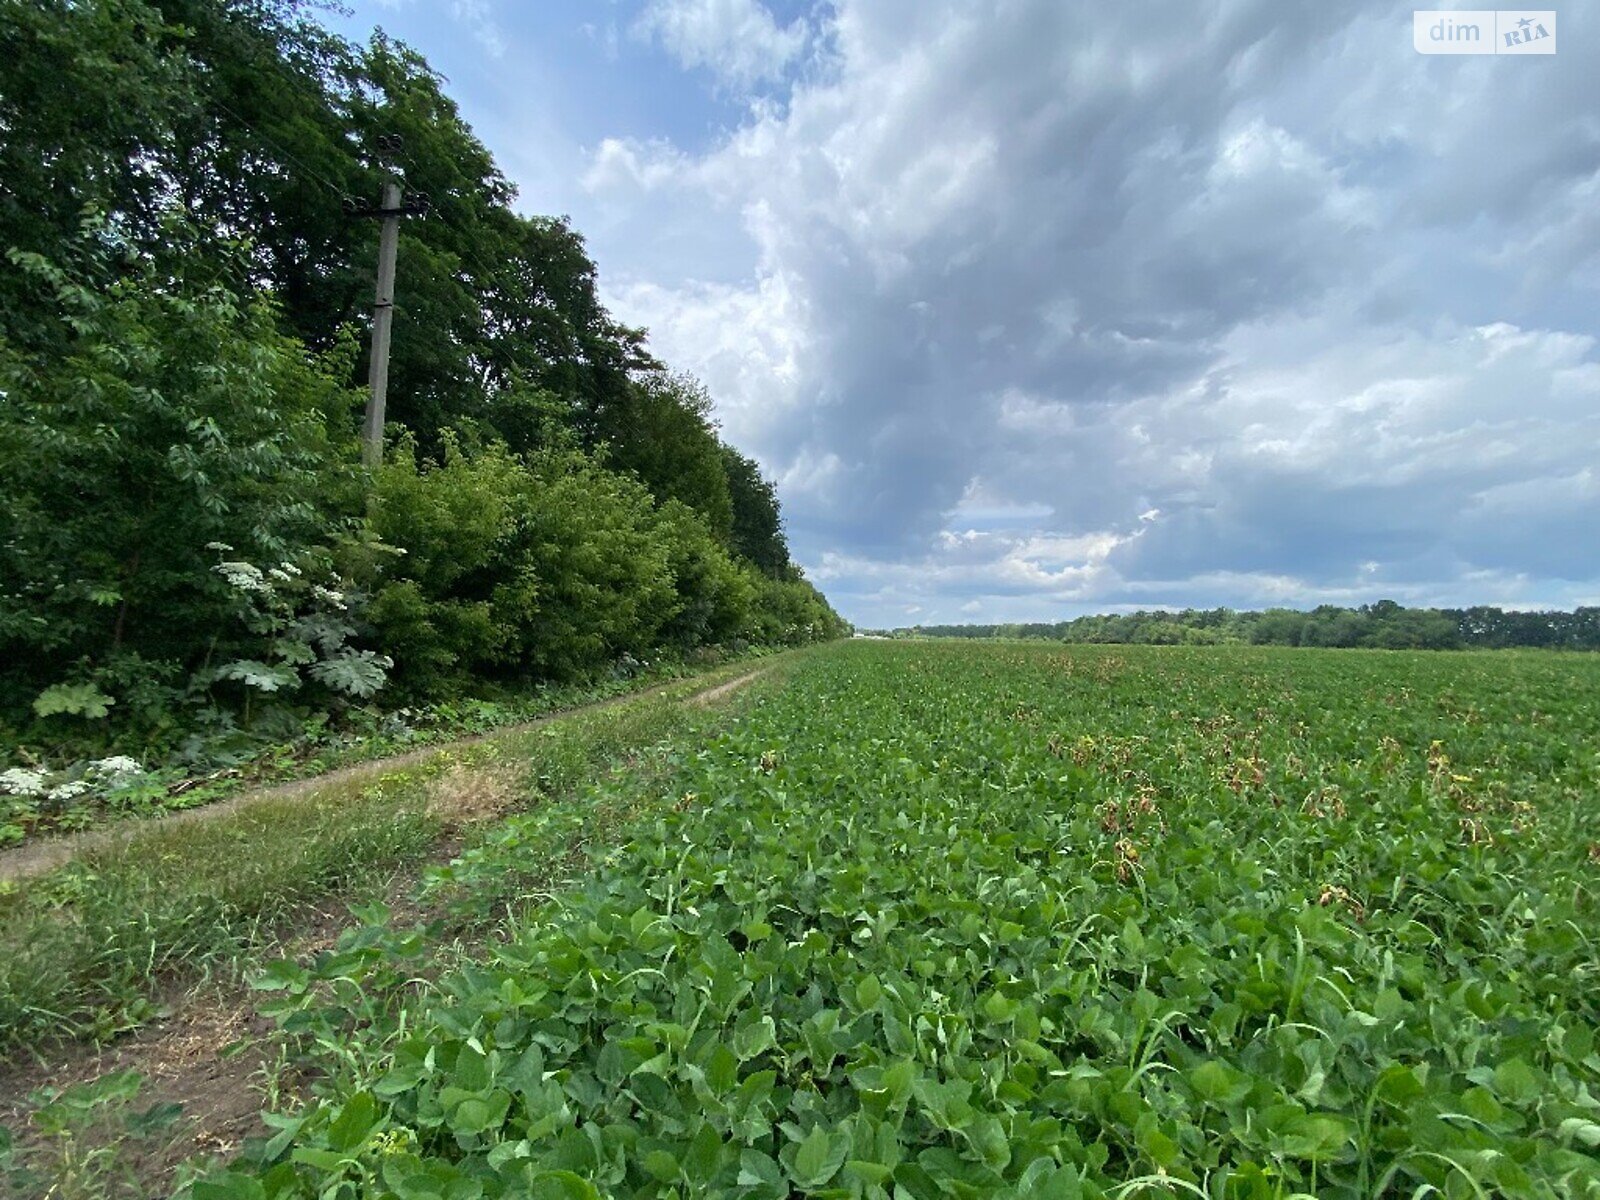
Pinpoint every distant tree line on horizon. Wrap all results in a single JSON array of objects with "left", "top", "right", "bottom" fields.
[{"left": 874, "top": 601, "right": 1600, "bottom": 650}]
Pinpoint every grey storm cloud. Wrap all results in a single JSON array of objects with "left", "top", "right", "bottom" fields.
[{"left": 592, "top": 0, "right": 1600, "bottom": 626}]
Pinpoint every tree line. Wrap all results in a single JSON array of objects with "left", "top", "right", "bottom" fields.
[
  {"left": 882, "top": 602, "right": 1600, "bottom": 650},
  {"left": 0, "top": 0, "right": 847, "bottom": 759}
]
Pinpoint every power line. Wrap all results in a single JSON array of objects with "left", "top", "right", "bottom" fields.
[
  {"left": 387, "top": 139, "right": 508, "bottom": 291},
  {"left": 206, "top": 94, "right": 353, "bottom": 202},
  {"left": 430, "top": 206, "right": 509, "bottom": 294},
  {"left": 187, "top": 89, "right": 514, "bottom": 294}
]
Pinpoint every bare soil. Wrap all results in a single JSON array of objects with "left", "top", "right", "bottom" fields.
[
  {"left": 690, "top": 673, "right": 767, "bottom": 706},
  {"left": 0, "top": 986, "right": 280, "bottom": 1191}
]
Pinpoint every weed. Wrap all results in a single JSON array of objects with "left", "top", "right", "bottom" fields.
[{"left": 2, "top": 1069, "right": 182, "bottom": 1199}]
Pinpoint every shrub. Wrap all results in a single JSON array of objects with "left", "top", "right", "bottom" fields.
[
  {"left": 0, "top": 247, "right": 361, "bottom": 748},
  {"left": 368, "top": 442, "right": 680, "bottom": 691}
]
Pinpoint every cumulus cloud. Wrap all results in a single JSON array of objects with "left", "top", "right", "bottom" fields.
[
  {"left": 367, "top": 0, "right": 505, "bottom": 56},
  {"left": 633, "top": 0, "right": 810, "bottom": 90},
  {"left": 451, "top": 0, "right": 504, "bottom": 57},
  {"left": 584, "top": 0, "right": 1600, "bottom": 625},
  {"left": 607, "top": 271, "right": 813, "bottom": 444},
  {"left": 583, "top": 137, "right": 696, "bottom": 193},
  {"left": 1103, "top": 314, "right": 1600, "bottom": 585}
]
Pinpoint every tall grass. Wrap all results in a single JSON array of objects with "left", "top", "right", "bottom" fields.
[{"left": 0, "top": 657, "right": 789, "bottom": 1058}]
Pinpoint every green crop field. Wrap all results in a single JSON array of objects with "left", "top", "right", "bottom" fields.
[{"left": 197, "top": 641, "right": 1599, "bottom": 1199}]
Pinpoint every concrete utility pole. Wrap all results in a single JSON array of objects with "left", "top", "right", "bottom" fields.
[{"left": 363, "top": 179, "right": 403, "bottom": 470}]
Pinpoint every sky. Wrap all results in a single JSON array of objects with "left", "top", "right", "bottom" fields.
[{"left": 320, "top": 1, "right": 1600, "bottom": 629}]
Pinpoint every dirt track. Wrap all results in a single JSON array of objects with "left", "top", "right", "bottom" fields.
[{"left": 0, "top": 667, "right": 768, "bottom": 885}]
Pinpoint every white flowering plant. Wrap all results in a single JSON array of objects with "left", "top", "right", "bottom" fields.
[
  {"left": 0, "top": 755, "right": 159, "bottom": 844},
  {"left": 202, "top": 545, "right": 392, "bottom": 724}
]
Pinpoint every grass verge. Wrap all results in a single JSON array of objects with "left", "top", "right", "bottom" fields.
[
  {"left": 1, "top": 645, "right": 786, "bottom": 856},
  {"left": 0, "top": 653, "right": 794, "bottom": 1061}
]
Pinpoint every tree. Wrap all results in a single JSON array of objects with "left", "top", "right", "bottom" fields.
[
  {"left": 0, "top": 0, "right": 189, "bottom": 344},
  {"left": 368, "top": 442, "right": 696, "bottom": 690},
  {"left": 1300, "top": 606, "right": 1365, "bottom": 648},
  {"left": 485, "top": 214, "right": 656, "bottom": 449},
  {"left": 653, "top": 502, "right": 756, "bottom": 650},
  {"left": 0, "top": 0, "right": 849, "bottom": 754},
  {"left": 595, "top": 373, "right": 733, "bottom": 542},
  {"left": 722, "top": 447, "right": 791, "bottom": 575},
  {"left": 1249, "top": 610, "right": 1307, "bottom": 646},
  {"left": 0, "top": 245, "right": 359, "bottom": 730},
  {"left": 1367, "top": 608, "right": 1460, "bottom": 650}
]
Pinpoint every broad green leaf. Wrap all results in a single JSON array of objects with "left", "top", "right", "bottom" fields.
[
  {"left": 789, "top": 1126, "right": 848, "bottom": 1190},
  {"left": 1188, "top": 1060, "right": 1248, "bottom": 1104},
  {"left": 528, "top": 1170, "right": 600, "bottom": 1200},
  {"left": 32, "top": 682, "right": 115, "bottom": 719},
  {"left": 856, "top": 974, "right": 884, "bottom": 1010},
  {"left": 732, "top": 1013, "right": 777, "bottom": 1061},
  {"left": 1491, "top": 1058, "right": 1542, "bottom": 1104},
  {"left": 643, "top": 1150, "right": 678, "bottom": 1182}
]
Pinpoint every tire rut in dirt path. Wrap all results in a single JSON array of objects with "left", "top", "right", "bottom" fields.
[{"left": 0, "top": 667, "right": 770, "bottom": 886}]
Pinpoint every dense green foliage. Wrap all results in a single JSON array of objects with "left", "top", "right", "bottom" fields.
[
  {"left": 895, "top": 600, "right": 1600, "bottom": 650},
  {"left": 0, "top": 251, "right": 368, "bottom": 743},
  {"left": 195, "top": 641, "right": 1599, "bottom": 1199},
  {"left": 0, "top": 0, "right": 844, "bottom": 784},
  {"left": 365, "top": 442, "right": 791, "bottom": 696}
]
